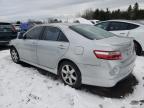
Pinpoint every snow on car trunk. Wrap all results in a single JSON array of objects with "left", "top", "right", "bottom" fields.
[{"left": 0, "top": 50, "right": 144, "bottom": 108}]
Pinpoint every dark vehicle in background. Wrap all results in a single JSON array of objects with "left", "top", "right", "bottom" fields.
[{"left": 0, "top": 22, "right": 17, "bottom": 45}]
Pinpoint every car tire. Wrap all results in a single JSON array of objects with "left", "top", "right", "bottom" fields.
[
  {"left": 59, "top": 61, "right": 81, "bottom": 89},
  {"left": 10, "top": 47, "right": 20, "bottom": 63},
  {"left": 134, "top": 41, "right": 142, "bottom": 56}
]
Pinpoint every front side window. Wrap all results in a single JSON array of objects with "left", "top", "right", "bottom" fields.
[
  {"left": 43, "top": 27, "right": 60, "bottom": 41},
  {"left": 127, "top": 23, "right": 139, "bottom": 30},
  {"left": 95, "top": 22, "right": 109, "bottom": 30},
  {"left": 25, "top": 26, "right": 43, "bottom": 40},
  {"left": 69, "top": 24, "right": 115, "bottom": 40}
]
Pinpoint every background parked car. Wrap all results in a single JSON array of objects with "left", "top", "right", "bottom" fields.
[
  {"left": 10, "top": 23, "right": 136, "bottom": 88},
  {"left": 13, "top": 24, "right": 21, "bottom": 32},
  {"left": 0, "top": 22, "right": 17, "bottom": 45},
  {"left": 95, "top": 20, "right": 144, "bottom": 55},
  {"left": 73, "top": 18, "right": 93, "bottom": 25},
  {"left": 90, "top": 20, "right": 99, "bottom": 25}
]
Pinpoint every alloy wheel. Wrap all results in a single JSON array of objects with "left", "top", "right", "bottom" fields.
[
  {"left": 61, "top": 65, "right": 77, "bottom": 85},
  {"left": 11, "top": 49, "right": 19, "bottom": 63}
]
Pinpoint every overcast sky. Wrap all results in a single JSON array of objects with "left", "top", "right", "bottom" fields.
[{"left": 0, "top": 0, "right": 144, "bottom": 21}]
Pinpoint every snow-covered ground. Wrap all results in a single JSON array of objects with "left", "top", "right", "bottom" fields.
[{"left": 0, "top": 49, "right": 144, "bottom": 108}]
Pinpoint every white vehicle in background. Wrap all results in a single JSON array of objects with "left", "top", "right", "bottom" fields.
[
  {"left": 73, "top": 18, "right": 93, "bottom": 25},
  {"left": 95, "top": 20, "right": 144, "bottom": 55},
  {"left": 90, "top": 20, "right": 99, "bottom": 25}
]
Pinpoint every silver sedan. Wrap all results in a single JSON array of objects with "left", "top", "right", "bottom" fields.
[{"left": 10, "top": 23, "right": 136, "bottom": 88}]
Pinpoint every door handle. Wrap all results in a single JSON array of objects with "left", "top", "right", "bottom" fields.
[{"left": 120, "top": 33, "right": 126, "bottom": 35}]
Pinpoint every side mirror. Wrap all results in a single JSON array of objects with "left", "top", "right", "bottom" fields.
[{"left": 18, "top": 32, "right": 27, "bottom": 39}]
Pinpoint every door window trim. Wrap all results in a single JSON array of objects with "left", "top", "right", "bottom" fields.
[
  {"left": 24, "top": 26, "right": 45, "bottom": 40},
  {"left": 41, "top": 26, "right": 69, "bottom": 42}
]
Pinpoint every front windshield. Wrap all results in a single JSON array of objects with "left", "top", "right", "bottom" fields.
[{"left": 69, "top": 24, "right": 115, "bottom": 40}]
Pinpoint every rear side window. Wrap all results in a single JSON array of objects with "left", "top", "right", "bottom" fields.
[
  {"left": 0, "top": 23, "right": 12, "bottom": 32},
  {"left": 108, "top": 22, "right": 129, "bottom": 31},
  {"left": 69, "top": 25, "right": 115, "bottom": 40},
  {"left": 108, "top": 22, "right": 139, "bottom": 31},
  {"left": 57, "top": 31, "right": 69, "bottom": 42},
  {"left": 25, "top": 26, "right": 43, "bottom": 40},
  {"left": 43, "top": 27, "right": 60, "bottom": 41},
  {"left": 127, "top": 23, "right": 139, "bottom": 30}
]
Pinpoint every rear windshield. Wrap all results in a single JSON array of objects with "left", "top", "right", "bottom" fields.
[
  {"left": 0, "top": 23, "right": 12, "bottom": 32},
  {"left": 69, "top": 25, "right": 115, "bottom": 40}
]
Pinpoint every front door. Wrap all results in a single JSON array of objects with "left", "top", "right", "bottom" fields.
[{"left": 18, "top": 26, "right": 44, "bottom": 64}]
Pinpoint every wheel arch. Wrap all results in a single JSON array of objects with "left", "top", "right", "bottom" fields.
[
  {"left": 57, "top": 58, "right": 81, "bottom": 76},
  {"left": 10, "top": 45, "right": 16, "bottom": 49},
  {"left": 133, "top": 40, "right": 142, "bottom": 50}
]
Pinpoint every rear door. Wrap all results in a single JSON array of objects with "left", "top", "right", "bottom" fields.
[
  {"left": 18, "top": 26, "right": 44, "bottom": 64},
  {"left": 108, "top": 21, "right": 130, "bottom": 37},
  {"left": 37, "top": 26, "right": 69, "bottom": 69}
]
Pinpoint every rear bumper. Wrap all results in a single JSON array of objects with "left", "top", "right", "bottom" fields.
[
  {"left": 82, "top": 71, "right": 132, "bottom": 87},
  {"left": 0, "top": 36, "right": 16, "bottom": 45},
  {"left": 77, "top": 55, "right": 136, "bottom": 87}
]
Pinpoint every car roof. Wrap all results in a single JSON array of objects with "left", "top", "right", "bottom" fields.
[
  {"left": 35, "top": 23, "right": 90, "bottom": 28},
  {"left": 25, "top": 23, "right": 87, "bottom": 35},
  {"left": 98, "top": 20, "right": 143, "bottom": 26}
]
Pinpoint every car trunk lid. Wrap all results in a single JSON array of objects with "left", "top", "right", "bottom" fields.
[{"left": 93, "top": 36, "right": 135, "bottom": 61}]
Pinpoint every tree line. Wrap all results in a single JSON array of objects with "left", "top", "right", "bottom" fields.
[{"left": 81, "top": 3, "right": 144, "bottom": 21}]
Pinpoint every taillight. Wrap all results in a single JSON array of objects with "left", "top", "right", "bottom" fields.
[
  {"left": 93, "top": 50, "right": 122, "bottom": 60},
  {"left": 11, "top": 25, "right": 16, "bottom": 32}
]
